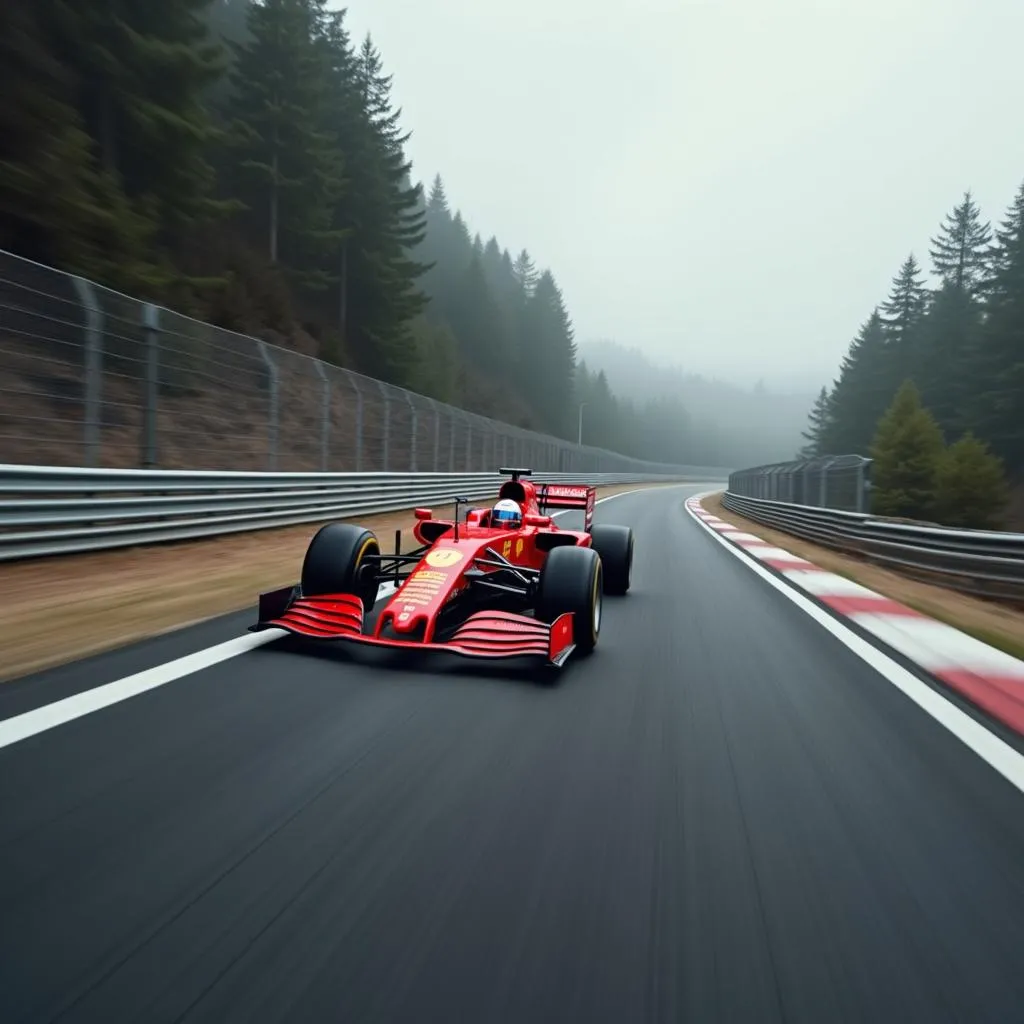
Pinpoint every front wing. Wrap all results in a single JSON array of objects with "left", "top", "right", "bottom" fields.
[{"left": 250, "top": 587, "right": 576, "bottom": 667}]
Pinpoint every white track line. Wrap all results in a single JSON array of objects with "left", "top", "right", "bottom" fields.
[
  {"left": 685, "top": 493, "right": 1024, "bottom": 795},
  {"left": 0, "top": 485, "right": 681, "bottom": 750},
  {"left": 0, "top": 583, "right": 395, "bottom": 751}
]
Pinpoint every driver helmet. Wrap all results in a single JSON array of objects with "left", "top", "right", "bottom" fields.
[{"left": 491, "top": 498, "right": 523, "bottom": 529}]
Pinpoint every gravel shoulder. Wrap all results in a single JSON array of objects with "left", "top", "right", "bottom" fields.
[{"left": 701, "top": 491, "right": 1024, "bottom": 661}]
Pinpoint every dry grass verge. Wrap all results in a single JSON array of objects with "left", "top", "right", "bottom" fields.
[
  {"left": 0, "top": 482, "right": 669, "bottom": 683},
  {"left": 701, "top": 492, "right": 1024, "bottom": 662}
]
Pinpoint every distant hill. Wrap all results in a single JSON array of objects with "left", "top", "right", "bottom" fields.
[{"left": 580, "top": 339, "right": 817, "bottom": 467}]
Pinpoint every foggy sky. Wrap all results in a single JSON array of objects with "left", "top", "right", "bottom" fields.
[{"left": 341, "top": 0, "right": 1024, "bottom": 392}]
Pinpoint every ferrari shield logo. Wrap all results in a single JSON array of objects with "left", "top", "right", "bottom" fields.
[{"left": 425, "top": 548, "right": 464, "bottom": 568}]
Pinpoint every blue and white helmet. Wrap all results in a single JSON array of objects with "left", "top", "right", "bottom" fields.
[{"left": 492, "top": 498, "right": 522, "bottom": 529}]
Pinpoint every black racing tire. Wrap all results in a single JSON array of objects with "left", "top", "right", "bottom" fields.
[
  {"left": 590, "top": 523, "right": 634, "bottom": 595},
  {"left": 300, "top": 523, "right": 381, "bottom": 610},
  {"left": 536, "top": 545, "right": 603, "bottom": 655}
]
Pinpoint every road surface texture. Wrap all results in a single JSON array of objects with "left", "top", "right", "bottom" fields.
[{"left": 3, "top": 484, "right": 1024, "bottom": 1023}]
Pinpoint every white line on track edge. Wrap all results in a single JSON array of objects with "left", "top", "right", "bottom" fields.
[
  {"left": 0, "top": 583, "right": 399, "bottom": 751},
  {"left": 0, "top": 485, "right": 684, "bottom": 751},
  {"left": 685, "top": 492, "right": 1024, "bottom": 795}
]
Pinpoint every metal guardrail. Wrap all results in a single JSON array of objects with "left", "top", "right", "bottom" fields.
[
  {"left": 729, "top": 455, "right": 872, "bottom": 513},
  {"left": 0, "top": 465, "right": 706, "bottom": 561},
  {"left": 0, "top": 248, "right": 731, "bottom": 478},
  {"left": 722, "top": 491, "right": 1024, "bottom": 603}
]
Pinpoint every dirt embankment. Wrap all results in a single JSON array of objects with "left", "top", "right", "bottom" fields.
[
  {"left": 0, "top": 482, "right": 668, "bottom": 683},
  {"left": 701, "top": 492, "right": 1024, "bottom": 661}
]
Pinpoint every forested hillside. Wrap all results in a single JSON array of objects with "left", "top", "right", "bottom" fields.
[
  {"left": 1, "top": 0, "right": 751, "bottom": 467},
  {"left": 578, "top": 341, "right": 814, "bottom": 467},
  {"left": 801, "top": 186, "right": 1024, "bottom": 487}
]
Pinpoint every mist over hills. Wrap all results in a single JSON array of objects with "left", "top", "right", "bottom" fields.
[{"left": 580, "top": 339, "right": 816, "bottom": 468}]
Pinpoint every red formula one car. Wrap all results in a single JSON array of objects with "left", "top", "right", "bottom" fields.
[{"left": 250, "top": 469, "right": 635, "bottom": 668}]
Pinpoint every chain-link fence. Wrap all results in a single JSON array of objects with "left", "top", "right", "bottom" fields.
[
  {"left": 0, "top": 249, "right": 724, "bottom": 476},
  {"left": 728, "top": 455, "right": 872, "bottom": 513}
]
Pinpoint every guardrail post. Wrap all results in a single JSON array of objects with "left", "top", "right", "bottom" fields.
[
  {"left": 257, "top": 340, "right": 279, "bottom": 470},
  {"left": 72, "top": 276, "right": 103, "bottom": 467},
  {"left": 405, "top": 391, "right": 417, "bottom": 472},
  {"left": 314, "top": 361, "right": 330, "bottom": 471},
  {"left": 141, "top": 303, "right": 160, "bottom": 467}
]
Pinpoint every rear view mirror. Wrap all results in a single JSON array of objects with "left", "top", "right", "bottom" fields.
[
  {"left": 414, "top": 507, "right": 433, "bottom": 520},
  {"left": 523, "top": 513, "right": 548, "bottom": 527}
]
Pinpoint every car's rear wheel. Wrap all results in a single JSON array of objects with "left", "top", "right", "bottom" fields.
[
  {"left": 590, "top": 523, "right": 634, "bottom": 595},
  {"left": 301, "top": 523, "right": 381, "bottom": 610},
  {"left": 536, "top": 545, "right": 603, "bottom": 655}
]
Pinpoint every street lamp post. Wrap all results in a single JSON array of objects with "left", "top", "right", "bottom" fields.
[{"left": 577, "top": 402, "right": 586, "bottom": 446}]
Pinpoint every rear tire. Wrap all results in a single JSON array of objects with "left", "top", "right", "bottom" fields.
[
  {"left": 590, "top": 524, "right": 634, "bottom": 595},
  {"left": 536, "top": 545, "right": 603, "bottom": 655},
  {"left": 301, "top": 523, "right": 381, "bottom": 610}
]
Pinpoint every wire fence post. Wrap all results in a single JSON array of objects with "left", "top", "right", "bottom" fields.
[
  {"left": 141, "top": 303, "right": 160, "bottom": 468},
  {"left": 427, "top": 398, "right": 440, "bottom": 471},
  {"left": 405, "top": 391, "right": 417, "bottom": 472},
  {"left": 856, "top": 458, "right": 869, "bottom": 513},
  {"left": 344, "top": 372, "right": 363, "bottom": 472},
  {"left": 257, "top": 340, "right": 279, "bottom": 470},
  {"left": 464, "top": 413, "right": 473, "bottom": 472},
  {"left": 819, "top": 457, "right": 835, "bottom": 507},
  {"left": 314, "top": 361, "right": 330, "bottom": 471},
  {"left": 71, "top": 276, "right": 103, "bottom": 467},
  {"left": 377, "top": 382, "right": 390, "bottom": 471}
]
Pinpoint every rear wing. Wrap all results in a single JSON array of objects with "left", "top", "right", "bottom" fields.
[{"left": 538, "top": 483, "right": 597, "bottom": 532}]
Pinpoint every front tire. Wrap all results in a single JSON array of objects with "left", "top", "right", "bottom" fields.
[
  {"left": 536, "top": 545, "right": 603, "bottom": 655},
  {"left": 590, "top": 524, "right": 634, "bottom": 595},
  {"left": 301, "top": 523, "right": 381, "bottom": 610}
]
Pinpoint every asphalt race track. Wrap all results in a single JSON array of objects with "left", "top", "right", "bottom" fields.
[{"left": 3, "top": 484, "right": 1024, "bottom": 1023}]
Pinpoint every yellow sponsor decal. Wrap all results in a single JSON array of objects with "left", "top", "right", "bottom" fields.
[
  {"left": 515, "top": 538, "right": 524, "bottom": 557},
  {"left": 502, "top": 539, "right": 512, "bottom": 558},
  {"left": 425, "top": 548, "right": 464, "bottom": 568},
  {"left": 414, "top": 570, "right": 448, "bottom": 583}
]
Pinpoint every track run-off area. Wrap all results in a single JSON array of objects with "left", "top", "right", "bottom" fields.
[{"left": 2, "top": 483, "right": 1024, "bottom": 1023}]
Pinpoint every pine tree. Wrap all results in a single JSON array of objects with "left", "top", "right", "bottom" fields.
[
  {"left": 934, "top": 433, "right": 1010, "bottom": 529},
  {"left": 427, "top": 174, "right": 448, "bottom": 213},
  {"left": 964, "top": 180, "right": 1024, "bottom": 475},
  {"left": 819, "top": 310, "right": 890, "bottom": 454},
  {"left": 929, "top": 190, "right": 992, "bottom": 293},
  {"left": 0, "top": 0, "right": 148, "bottom": 280},
  {"left": 227, "top": 0, "right": 343, "bottom": 278},
  {"left": 332, "top": 32, "right": 428, "bottom": 384},
  {"left": 447, "top": 251, "right": 508, "bottom": 374},
  {"left": 53, "top": 0, "right": 226, "bottom": 260},
  {"left": 512, "top": 249, "right": 538, "bottom": 296},
  {"left": 880, "top": 253, "right": 929, "bottom": 387},
  {"left": 798, "top": 386, "right": 833, "bottom": 457},
  {"left": 522, "top": 270, "right": 576, "bottom": 435},
  {"left": 869, "top": 380, "right": 945, "bottom": 519},
  {"left": 915, "top": 281, "right": 981, "bottom": 437}
]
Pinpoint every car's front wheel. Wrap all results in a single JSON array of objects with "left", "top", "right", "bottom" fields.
[
  {"left": 536, "top": 545, "right": 603, "bottom": 655},
  {"left": 301, "top": 523, "right": 381, "bottom": 610}
]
